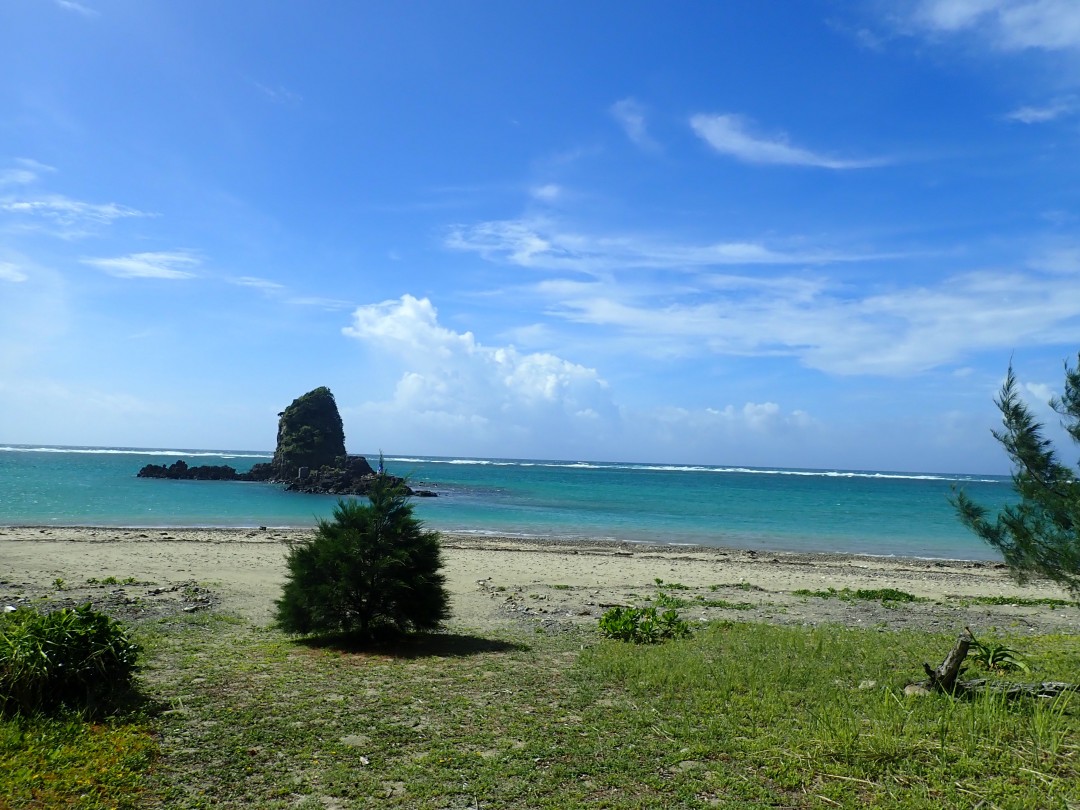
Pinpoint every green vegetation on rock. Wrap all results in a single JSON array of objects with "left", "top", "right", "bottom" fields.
[{"left": 270, "top": 386, "right": 347, "bottom": 479}]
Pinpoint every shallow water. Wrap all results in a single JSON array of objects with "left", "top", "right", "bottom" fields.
[{"left": 0, "top": 445, "right": 1011, "bottom": 560}]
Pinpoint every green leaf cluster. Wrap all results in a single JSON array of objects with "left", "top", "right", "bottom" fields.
[
  {"left": 598, "top": 605, "right": 691, "bottom": 643},
  {"left": 0, "top": 604, "right": 141, "bottom": 716},
  {"left": 275, "top": 473, "right": 450, "bottom": 640},
  {"left": 953, "top": 360, "right": 1080, "bottom": 594}
]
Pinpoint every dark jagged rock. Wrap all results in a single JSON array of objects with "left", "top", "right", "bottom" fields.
[
  {"left": 136, "top": 387, "right": 435, "bottom": 497},
  {"left": 137, "top": 460, "right": 239, "bottom": 480},
  {"left": 270, "top": 386, "right": 346, "bottom": 481}
]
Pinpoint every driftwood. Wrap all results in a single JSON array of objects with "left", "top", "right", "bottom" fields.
[
  {"left": 907, "top": 627, "right": 1079, "bottom": 699},
  {"left": 920, "top": 628, "right": 973, "bottom": 692}
]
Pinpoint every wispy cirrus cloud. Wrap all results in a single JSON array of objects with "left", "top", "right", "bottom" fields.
[
  {"left": 531, "top": 261, "right": 1080, "bottom": 375},
  {"left": 0, "top": 262, "right": 28, "bottom": 283},
  {"left": 690, "top": 114, "right": 890, "bottom": 169},
  {"left": 1005, "top": 98, "right": 1075, "bottom": 122},
  {"left": 55, "top": 0, "right": 98, "bottom": 17},
  {"left": 251, "top": 80, "right": 302, "bottom": 105},
  {"left": 1, "top": 195, "right": 151, "bottom": 238},
  {"left": 911, "top": 0, "right": 1080, "bottom": 51},
  {"left": 0, "top": 159, "right": 56, "bottom": 187},
  {"left": 610, "top": 97, "right": 658, "bottom": 150},
  {"left": 81, "top": 251, "right": 200, "bottom": 280},
  {"left": 446, "top": 217, "right": 889, "bottom": 275},
  {"left": 229, "top": 275, "right": 286, "bottom": 292}
]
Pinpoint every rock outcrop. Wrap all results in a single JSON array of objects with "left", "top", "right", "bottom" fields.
[
  {"left": 269, "top": 386, "right": 347, "bottom": 480},
  {"left": 137, "top": 387, "right": 435, "bottom": 497}
]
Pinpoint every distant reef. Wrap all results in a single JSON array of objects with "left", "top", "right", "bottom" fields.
[{"left": 137, "top": 387, "right": 435, "bottom": 497}]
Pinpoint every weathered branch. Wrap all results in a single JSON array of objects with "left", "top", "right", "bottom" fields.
[
  {"left": 917, "top": 629, "right": 972, "bottom": 693},
  {"left": 907, "top": 627, "right": 1079, "bottom": 699}
]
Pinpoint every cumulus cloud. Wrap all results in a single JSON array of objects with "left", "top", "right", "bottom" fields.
[
  {"left": 339, "top": 294, "right": 817, "bottom": 459},
  {"left": 81, "top": 251, "right": 200, "bottom": 280},
  {"left": 610, "top": 98, "right": 658, "bottom": 150},
  {"left": 1024, "top": 381, "right": 1056, "bottom": 404},
  {"left": 690, "top": 114, "right": 889, "bottom": 169},
  {"left": 912, "top": 0, "right": 1080, "bottom": 51},
  {"left": 342, "top": 294, "right": 616, "bottom": 450}
]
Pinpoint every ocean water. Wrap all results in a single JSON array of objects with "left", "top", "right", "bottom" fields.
[{"left": 0, "top": 445, "right": 1013, "bottom": 560}]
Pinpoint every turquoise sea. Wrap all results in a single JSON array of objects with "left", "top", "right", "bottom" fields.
[{"left": 0, "top": 445, "right": 1012, "bottom": 560}]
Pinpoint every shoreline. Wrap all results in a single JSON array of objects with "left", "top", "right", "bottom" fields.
[
  {"left": 0, "top": 524, "right": 1001, "bottom": 565},
  {"left": 2, "top": 526, "right": 1076, "bottom": 637}
]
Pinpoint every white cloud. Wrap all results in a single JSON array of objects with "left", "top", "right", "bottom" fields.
[
  {"left": 1005, "top": 99, "right": 1074, "bottom": 122},
  {"left": 1, "top": 194, "right": 150, "bottom": 237},
  {"left": 81, "top": 251, "right": 200, "bottom": 280},
  {"left": 1024, "top": 381, "right": 1055, "bottom": 403},
  {"left": 0, "top": 262, "right": 28, "bottom": 283},
  {"left": 55, "top": 0, "right": 98, "bottom": 17},
  {"left": 530, "top": 184, "right": 562, "bottom": 202},
  {"left": 252, "top": 81, "right": 302, "bottom": 105},
  {"left": 339, "top": 294, "right": 820, "bottom": 460},
  {"left": 527, "top": 262, "right": 1080, "bottom": 375},
  {"left": 229, "top": 276, "right": 286, "bottom": 292},
  {"left": 913, "top": 0, "right": 1080, "bottom": 51},
  {"left": 610, "top": 98, "right": 658, "bottom": 150},
  {"left": 0, "top": 159, "right": 53, "bottom": 187},
  {"left": 343, "top": 295, "right": 616, "bottom": 449},
  {"left": 690, "top": 114, "right": 889, "bottom": 169},
  {"left": 447, "top": 217, "right": 883, "bottom": 275}
]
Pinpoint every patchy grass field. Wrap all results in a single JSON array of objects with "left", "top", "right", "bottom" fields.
[{"left": 5, "top": 605, "right": 1078, "bottom": 809}]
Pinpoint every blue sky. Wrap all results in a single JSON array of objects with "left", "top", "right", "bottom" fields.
[{"left": 3, "top": 0, "right": 1080, "bottom": 473}]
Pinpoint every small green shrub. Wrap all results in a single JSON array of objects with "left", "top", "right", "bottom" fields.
[
  {"left": 598, "top": 606, "right": 691, "bottom": 643},
  {"left": 0, "top": 604, "right": 141, "bottom": 716},
  {"left": 275, "top": 472, "right": 449, "bottom": 640},
  {"left": 969, "top": 636, "right": 1031, "bottom": 673},
  {"left": 652, "top": 590, "right": 690, "bottom": 609}
]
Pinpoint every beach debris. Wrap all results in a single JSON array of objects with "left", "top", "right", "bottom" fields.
[{"left": 907, "top": 626, "right": 1080, "bottom": 699}]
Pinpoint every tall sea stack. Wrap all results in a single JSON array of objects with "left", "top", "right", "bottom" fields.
[
  {"left": 138, "top": 385, "right": 434, "bottom": 495},
  {"left": 270, "top": 386, "right": 347, "bottom": 479}
]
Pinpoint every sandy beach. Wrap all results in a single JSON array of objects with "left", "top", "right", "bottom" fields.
[{"left": 2, "top": 526, "right": 1077, "bottom": 636}]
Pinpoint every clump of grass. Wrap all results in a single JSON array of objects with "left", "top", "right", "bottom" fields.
[
  {"left": 793, "top": 586, "right": 927, "bottom": 603},
  {"left": 693, "top": 596, "right": 754, "bottom": 610},
  {"left": 653, "top": 578, "right": 691, "bottom": 590},
  {"left": 651, "top": 590, "right": 691, "bottom": 609},
  {"left": 0, "top": 605, "right": 141, "bottom": 716},
  {"left": 952, "top": 594, "right": 1077, "bottom": 608},
  {"left": 710, "top": 581, "right": 765, "bottom": 592}
]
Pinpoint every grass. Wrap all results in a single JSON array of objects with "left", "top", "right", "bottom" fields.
[
  {"left": 3, "top": 604, "right": 1078, "bottom": 808},
  {"left": 0, "top": 714, "right": 157, "bottom": 809},
  {"left": 793, "top": 587, "right": 929, "bottom": 604},
  {"left": 951, "top": 595, "right": 1078, "bottom": 609}
]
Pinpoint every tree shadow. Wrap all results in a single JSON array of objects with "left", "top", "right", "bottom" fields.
[{"left": 293, "top": 631, "right": 530, "bottom": 659}]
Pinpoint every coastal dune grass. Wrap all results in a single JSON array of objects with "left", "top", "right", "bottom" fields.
[{"left": 3, "top": 607, "right": 1078, "bottom": 809}]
